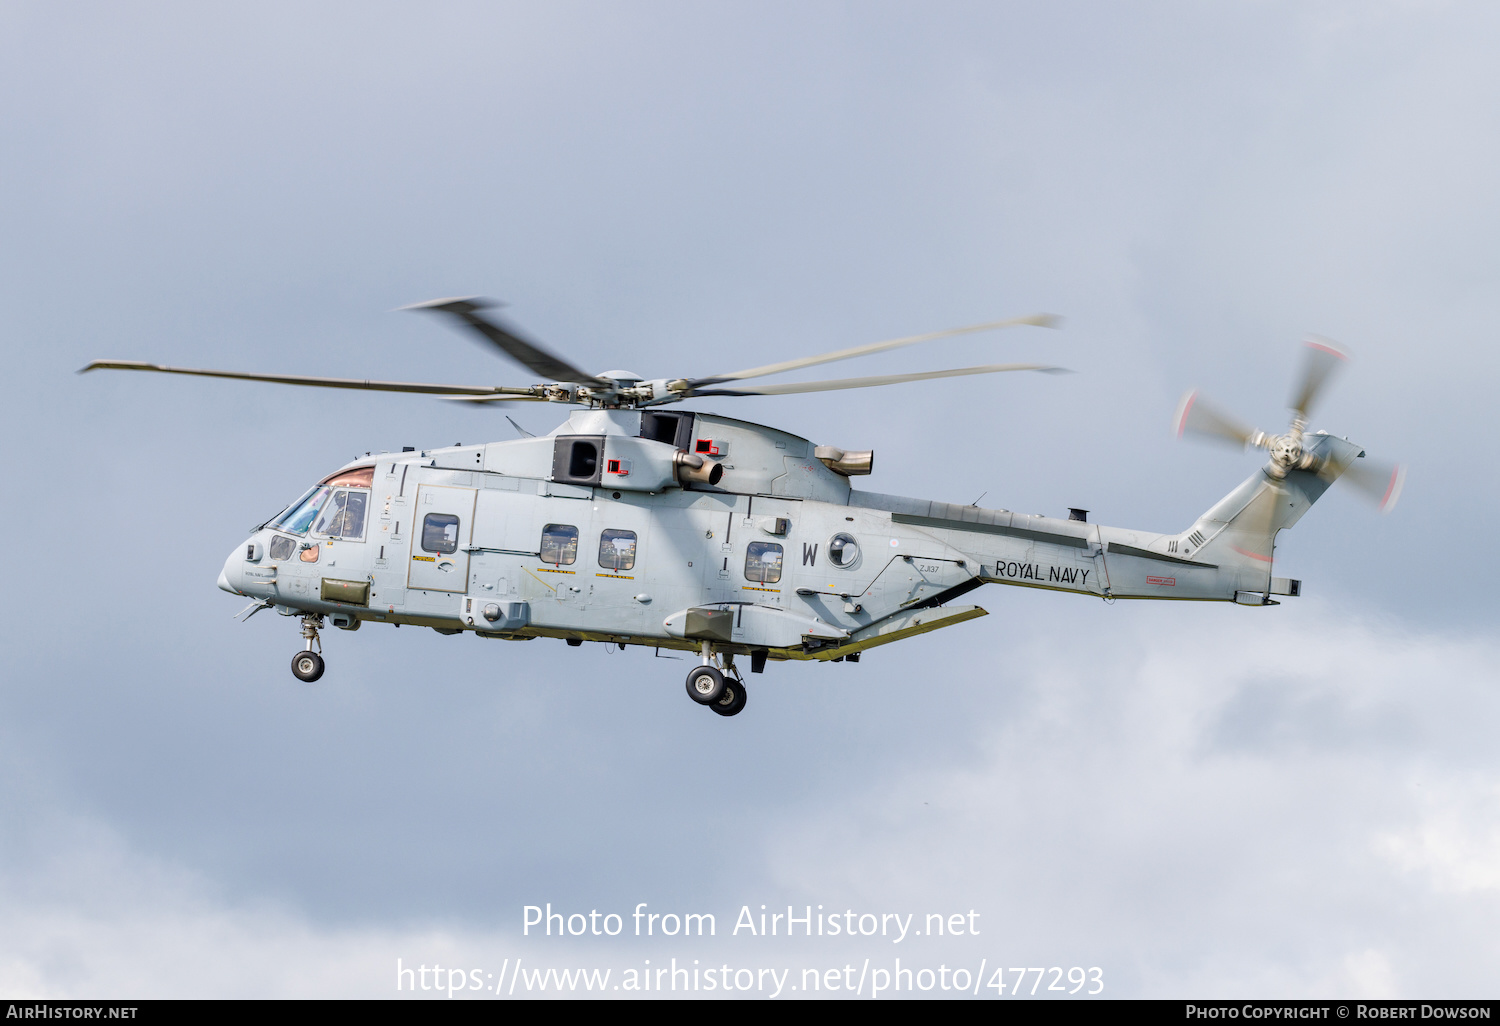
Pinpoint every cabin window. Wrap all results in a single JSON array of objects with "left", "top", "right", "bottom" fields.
[
  {"left": 744, "top": 541, "right": 783, "bottom": 584},
  {"left": 422, "top": 513, "right": 461, "bottom": 554},
  {"left": 312, "top": 489, "right": 369, "bottom": 541},
  {"left": 540, "top": 524, "right": 579, "bottom": 565},
  {"left": 828, "top": 532, "right": 861, "bottom": 569},
  {"left": 268, "top": 535, "right": 296, "bottom": 561},
  {"left": 598, "top": 529, "right": 637, "bottom": 571}
]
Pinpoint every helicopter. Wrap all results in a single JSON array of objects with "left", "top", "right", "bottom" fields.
[{"left": 82, "top": 299, "right": 1403, "bottom": 717}]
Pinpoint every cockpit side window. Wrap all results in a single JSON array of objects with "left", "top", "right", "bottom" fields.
[
  {"left": 312, "top": 489, "right": 370, "bottom": 541},
  {"left": 338, "top": 491, "right": 368, "bottom": 539}
]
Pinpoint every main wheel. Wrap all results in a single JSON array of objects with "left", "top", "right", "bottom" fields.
[
  {"left": 710, "top": 681, "right": 748, "bottom": 717},
  {"left": 291, "top": 650, "right": 325, "bottom": 683},
  {"left": 685, "top": 665, "right": 725, "bottom": 705}
]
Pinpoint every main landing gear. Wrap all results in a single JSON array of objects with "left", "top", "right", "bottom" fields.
[
  {"left": 709, "top": 678, "right": 747, "bottom": 717},
  {"left": 290, "top": 614, "right": 325, "bottom": 683},
  {"left": 684, "top": 642, "right": 748, "bottom": 717}
]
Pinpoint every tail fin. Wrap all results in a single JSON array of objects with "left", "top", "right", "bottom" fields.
[{"left": 1184, "top": 433, "right": 1364, "bottom": 591}]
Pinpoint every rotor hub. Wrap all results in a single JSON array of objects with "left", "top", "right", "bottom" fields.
[{"left": 1268, "top": 434, "right": 1302, "bottom": 468}]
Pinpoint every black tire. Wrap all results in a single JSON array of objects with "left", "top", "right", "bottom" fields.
[
  {"left": 685, "top": 665, "right": 725, "bottom": 705},
  {"left": 710, "top": 681, "right": 748, "bottom": 717},
  {"left": 291, "top": 650, "right": 325, "bottom": 683}
]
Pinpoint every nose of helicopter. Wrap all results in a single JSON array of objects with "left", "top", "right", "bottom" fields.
[{"left": 219, "top": 546, "right": 244, "bottom": 595}]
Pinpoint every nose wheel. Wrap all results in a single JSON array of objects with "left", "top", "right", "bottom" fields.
[
  {"left": 291, "top": 614, "right": 325, "bottom": 683},
  {"left": 291, "top": 650, "right": 325, "bottom": 682}
]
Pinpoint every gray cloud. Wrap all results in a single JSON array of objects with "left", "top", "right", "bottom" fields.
[{"left": 4, "top": 605, "right": 1497, "bottom": 997}]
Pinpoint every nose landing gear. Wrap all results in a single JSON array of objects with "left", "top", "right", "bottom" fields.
[
  {"left": 292, "top": 650, "right": 325, "bottom": 682},
  {"left": 683, "top": 642, "right": 747, "bottom": 717},
  {"left": 290, "top": 614, "right": 325, "bottom": 682}
]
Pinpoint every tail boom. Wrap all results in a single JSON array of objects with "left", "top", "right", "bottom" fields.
[{"left": 848, "top": 433, "right": 1362, "bottom": 606}]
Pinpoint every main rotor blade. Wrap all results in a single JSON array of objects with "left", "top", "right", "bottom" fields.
[
  {"left": 444, "top": 393, "right": 553, "bottom": 404},
  {"left": 686, "top": 313, "right": 1060, "bottom": 388},
  {"left": 1289, "top": 336, "right": 1348, "bottom": 420},
  {"left": 401, "top": 297, "right": 611, "bottom": 388},
  {"left": 78, "top": 360, "right": 535, "bottom": 398},
  {"left": 1340, "top": 457, "right": 1406, "bottom": 513},
  {"left": 686, "top": 362, "right": 1066, "bottom": 397}
]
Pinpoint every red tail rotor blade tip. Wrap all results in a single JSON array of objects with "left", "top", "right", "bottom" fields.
[
  {"left": 1173, "top": 391, "right": 1198, "bottom": 437},
  {"left": 1378, "top": 465, "right": 1406, "bottom": 513},
  {"left": 1304, "top": 338, "right": 1348, "bottom": 360}
]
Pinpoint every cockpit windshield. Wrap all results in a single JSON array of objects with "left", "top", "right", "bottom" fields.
[{"left": 271, "top": 485, "right": 333, "bottom": 536}]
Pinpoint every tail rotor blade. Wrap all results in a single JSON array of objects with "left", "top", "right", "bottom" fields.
[
  {"left": 1225, "top": 478, "right": 1285, "bottom": 564},
  {"left": 1340, "top": 458, "right": 1406, "bottom": 513},
  {"left": 1289, "top": 336, "right": 1348, "bottom": 420},
  {"left": 1174, "top": 390, "right": 1262, "bottom": 447}
]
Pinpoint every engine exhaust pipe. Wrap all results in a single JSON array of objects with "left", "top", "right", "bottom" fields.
[
  {"left": 814, "top": 446, "right": 874, "bottom": 476},
  {"left": 675, "top": 452, "right": 724, "bottom": 487}
]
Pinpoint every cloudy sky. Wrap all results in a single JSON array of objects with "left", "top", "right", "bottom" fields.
[{"left": 2, "top": 0, "right": 1498, "bottom": 999}]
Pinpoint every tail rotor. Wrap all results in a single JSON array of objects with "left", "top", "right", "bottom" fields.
[
  {"left": 1174, "top": 337, "right": 1404, "bottom": 514},
  {"left": 1336, "top": 457, "right": 1406, "bottom": 513}
]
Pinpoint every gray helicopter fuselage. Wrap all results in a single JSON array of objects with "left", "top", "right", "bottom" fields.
[{"left": 220, "top": 407, "right": 1350, "bottom": 664}]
